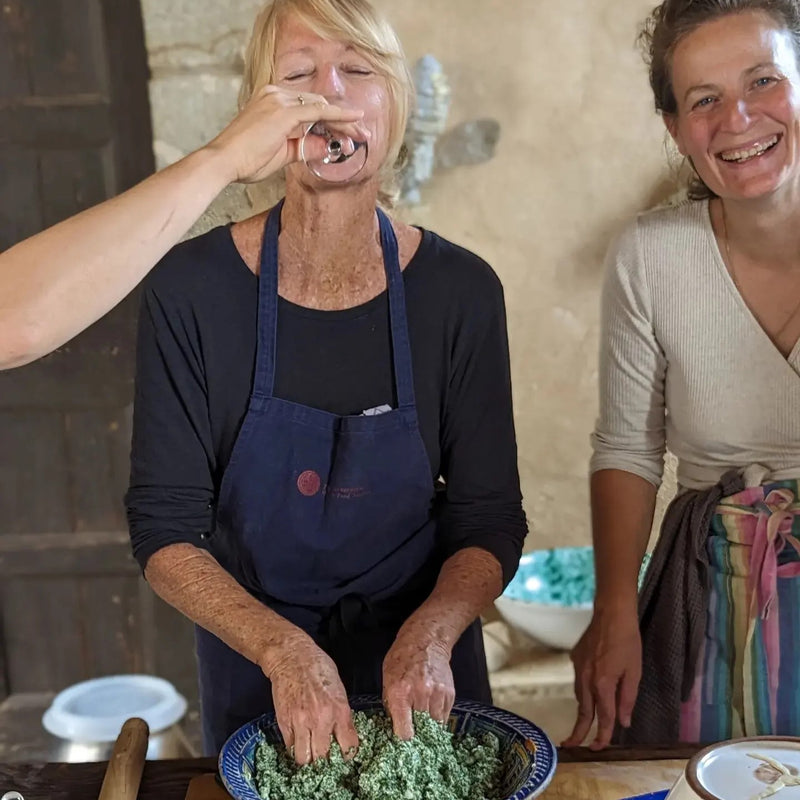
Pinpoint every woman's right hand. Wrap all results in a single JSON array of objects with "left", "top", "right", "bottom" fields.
[
  {"left": 263, "top": 633, "right": 359, "bottom": 765},
  {"left": 562, "top": 604, "right": 642, "bottom": 750},
  {"left": 203, "top": 85, "right": 368, "bottom": 185}
]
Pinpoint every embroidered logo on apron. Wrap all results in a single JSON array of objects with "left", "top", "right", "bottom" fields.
[
  {"left": 296, "top": 470, "right": 369, "bottom": 499},
  {"left": 297, "top": 470, "right": 321, "bottom": 496}
]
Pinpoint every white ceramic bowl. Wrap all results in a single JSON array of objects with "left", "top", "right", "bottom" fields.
[
  {"left": 495, "top": 547, "right": 651, "bottom": 651},
  {"left": 494, "top": 595, "right": 592, "bottom": 651},
  {"left": 494, "top": 547, "right": 596, "bottom": 651}
]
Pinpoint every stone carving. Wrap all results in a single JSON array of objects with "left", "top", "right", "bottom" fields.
[
  {"left": 400, "top": 55, "right": 501, "bottom": 205},
  {"left": 400, "top": 55, "right": 451, "bottom": 205}
]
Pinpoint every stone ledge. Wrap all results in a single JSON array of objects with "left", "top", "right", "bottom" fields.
[{"left": 490, "top": 649, "right": 574, "bottom": 695}]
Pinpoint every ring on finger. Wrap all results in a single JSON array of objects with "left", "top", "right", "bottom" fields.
[{"left": 297, "top": 94, "right": 305, "bottom": 106}]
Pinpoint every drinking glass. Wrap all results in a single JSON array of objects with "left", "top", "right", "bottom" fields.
[{"left": 299, "top": 121, "right": 369, "bottom": 182}]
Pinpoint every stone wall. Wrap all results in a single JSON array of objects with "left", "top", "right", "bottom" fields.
[{"left": 140, "top": 0, "right": 680, "bottom": 552}]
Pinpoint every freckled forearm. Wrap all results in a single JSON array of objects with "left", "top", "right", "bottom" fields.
[
  {"left": 0, "top": 148, "right": 232, "bottom": 369},
  {"left": 398, "top": 547, "right": 503, "bottom": 653},
  {"left": 144, "top": 543, "right": 309, "bottom": 675}
]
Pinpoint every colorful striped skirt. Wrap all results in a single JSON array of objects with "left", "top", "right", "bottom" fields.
[{"left": 680, "top": 479, "right": 800, "bottom": 742}]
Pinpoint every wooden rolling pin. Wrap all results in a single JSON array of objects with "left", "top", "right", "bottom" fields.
[{"left": 98, "top": 717, "right": 149, "bottom": 800}]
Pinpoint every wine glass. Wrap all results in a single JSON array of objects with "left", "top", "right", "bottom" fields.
[{"left": 299, "top": 121, "right": 369, "bottom": 182}]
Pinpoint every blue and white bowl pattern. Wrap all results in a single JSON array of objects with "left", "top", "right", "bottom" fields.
[{"left": 219, "top": 696, "right": 557, "bottom": 800}]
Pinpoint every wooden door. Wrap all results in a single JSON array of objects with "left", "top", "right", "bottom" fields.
[{"left": 0, "top": 0, "right": 197, "bottom": 710}]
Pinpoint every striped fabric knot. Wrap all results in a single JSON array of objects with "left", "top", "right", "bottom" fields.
[
  {"left": 715, "top": 483, "right": 800, "bottom": 733},
  {"left": 739, "top": 486, "right": 800, "bottom": 732},
  {"left": 751, "top": 488, "right": 800, "bottom": 622}
]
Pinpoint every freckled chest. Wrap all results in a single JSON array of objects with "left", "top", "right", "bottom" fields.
[{"left": 231, "top": 214, "right": 421, "bottom": 311}]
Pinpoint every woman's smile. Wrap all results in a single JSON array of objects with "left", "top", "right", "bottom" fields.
[{"left": 667, "top": 10, "right": 800, "bottom": 201}]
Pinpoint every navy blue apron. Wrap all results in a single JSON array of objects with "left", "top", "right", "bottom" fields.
[{"left": 196, "top": 200, "right": 491, "bottom": 754}]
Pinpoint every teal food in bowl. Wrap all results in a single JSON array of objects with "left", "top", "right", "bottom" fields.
[
  {"left": 495, "top": 546, "right": 651, "bottom": 650},
  {"left": 219, "top": 696, "right": 557, "bottom": 800},
  {"left": 504, "top": 547, "right": 596, "bottom": 607}
]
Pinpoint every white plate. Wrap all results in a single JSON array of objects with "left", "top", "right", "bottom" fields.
[{"left": 667, "top": 737, "right": 800, "bottom": 800}]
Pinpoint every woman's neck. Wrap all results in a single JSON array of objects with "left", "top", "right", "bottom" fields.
[
  {"left": 279, "top": 179, "right": 382, "bottom": 271},
  {"left": 716, "top": 186, "right": 800, "bottom": 269},
  {"left": 273, "top": 177, "right": 388, "bottom": 308}
]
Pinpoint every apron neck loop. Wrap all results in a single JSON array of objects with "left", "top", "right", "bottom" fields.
[
  {"left": 377, "top": 207, "right": 416, "bottom": 409},
  {"left": 254, "top": 200, "right": 282, "bottom": 398},
  {"left": 253, "top": 199, "right": 417, "bottom": 409}
]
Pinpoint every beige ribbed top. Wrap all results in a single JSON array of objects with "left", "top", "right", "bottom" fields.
[{"left": 590, "top": 199, "right": 800, "bottom": 490}]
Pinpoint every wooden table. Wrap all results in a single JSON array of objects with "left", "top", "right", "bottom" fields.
[
  {"left": 541, "top": 746, "right": 697, "bottom": 799},
  {"left": 0, "top": 745, "right": 702, "bottom": 799}
]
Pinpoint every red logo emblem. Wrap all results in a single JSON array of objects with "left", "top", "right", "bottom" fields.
[{"left": 297, "top": 470, "right": 321, "bottom": 497}]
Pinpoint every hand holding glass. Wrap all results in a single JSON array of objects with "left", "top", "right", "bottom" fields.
[{"left": 299, "top": 121, "right": 369, "bottom": 182}]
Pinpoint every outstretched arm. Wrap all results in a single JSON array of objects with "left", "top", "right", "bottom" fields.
[{"left": 0, "top": 86, "right": 365, "bottom": 369}]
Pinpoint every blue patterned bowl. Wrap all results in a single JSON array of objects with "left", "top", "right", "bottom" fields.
[{"left": 219, "top": 695, "right": 557, "bottom": 800}]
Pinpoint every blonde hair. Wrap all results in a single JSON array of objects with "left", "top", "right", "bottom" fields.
[{"left": 240, "top": 0, "right": 413, "bottom": 206}]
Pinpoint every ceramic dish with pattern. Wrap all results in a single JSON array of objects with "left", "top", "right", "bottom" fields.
[
  {"left": 495, "top": 546, "right": 652, "bottom": 650},
  {"left": 665, "top": 737, "right": 800, "bottom": 800},
  {"left": 219, "top": 695, "right": 557, "bottom": 800}
]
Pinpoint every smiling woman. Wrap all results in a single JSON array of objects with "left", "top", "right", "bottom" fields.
[
  {"left": 656, "top": 9, "right": 800, "bottom": 357},
  {"left": 660, "top": 7, "right": 800, "bottom": 203},
  {"left": 564, "top": 0, "right": 800, "bottom": 750}
]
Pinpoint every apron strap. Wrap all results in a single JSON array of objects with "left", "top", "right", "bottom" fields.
[
  {"left": 253, "top": 199, "right": 283, "bottom": 399},
  {"left": 377, "top": 208, "right": 416, "bottom": 410},
  {"left": 252, "top": 200, "right": 417, "bottom": 410}
]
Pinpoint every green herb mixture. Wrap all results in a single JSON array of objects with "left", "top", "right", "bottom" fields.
[{"left": 252, "top": 710, "right": 504, "bottom": 800}]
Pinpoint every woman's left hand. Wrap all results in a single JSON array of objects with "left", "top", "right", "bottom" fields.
[{"left": 382, "top": 627, "right": 455, "bottom": 740}]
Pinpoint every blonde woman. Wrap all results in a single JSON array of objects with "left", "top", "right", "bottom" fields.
[{"left": 125, "top": 0, "right": 526, "bottom": 761}]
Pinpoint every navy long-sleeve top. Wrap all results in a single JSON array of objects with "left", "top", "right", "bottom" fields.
[{"left": 125, "top": 223, "right": 527, "bottom": 591}]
